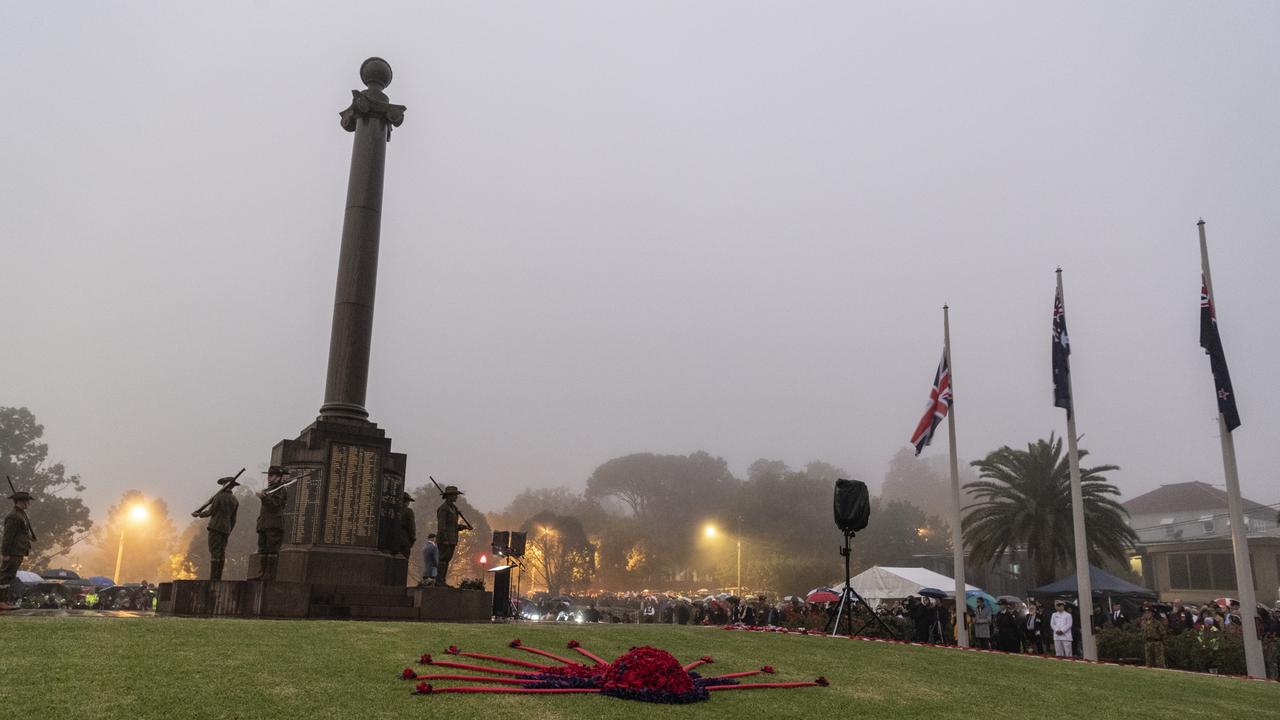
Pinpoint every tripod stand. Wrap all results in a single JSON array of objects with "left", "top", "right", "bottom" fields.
[{"left": 830, "top": 530, "right": 897, "bottom": 638}]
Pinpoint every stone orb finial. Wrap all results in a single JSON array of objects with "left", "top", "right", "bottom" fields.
[{"left": 360, "top": 57, "right": 393, "bottom": 90}]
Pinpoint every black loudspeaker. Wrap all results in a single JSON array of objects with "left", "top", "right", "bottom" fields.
[
  {"left": 508, "top": 531, "right": 527, "bottom": 558},
  {"left": 833, "top": 478, "right": 871, "bottom": 533},
  {"left": 491, "top": 568, "right": 512, "bottom": 618},
  {"left": 492, "top": 530, "right": 510, "bottom": 553}
]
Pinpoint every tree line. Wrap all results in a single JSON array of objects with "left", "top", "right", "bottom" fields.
[{"left": 3, "top": 406, "right": 1138, "bottom": 595}]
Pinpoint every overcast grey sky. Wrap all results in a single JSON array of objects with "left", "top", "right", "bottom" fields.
[{"left": 2, "top": 2, "right": 1277, "bottom": 522}]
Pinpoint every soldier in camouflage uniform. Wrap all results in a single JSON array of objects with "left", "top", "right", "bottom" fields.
[
  {"left": 1139, "top": 604, "right": 1168, "bottom": 668},
  {"left": 1, "top": 491, "right": 36, "bottom": 610},
  {"left": 396, "top": 492, "right": 416, "bottom": 559},
  {"left": 192, "top": 476, "right": 239, "bottom": 580},
  {"left": 252, "top": 467, "right": 289, "bottom": 580},
  {"left": 434, "top": 485, "right": 471, "bottom": 588}
]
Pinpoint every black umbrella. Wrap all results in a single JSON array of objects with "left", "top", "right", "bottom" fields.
[{"left": 919, "top": 587, "right": 948, "bottom": 599}]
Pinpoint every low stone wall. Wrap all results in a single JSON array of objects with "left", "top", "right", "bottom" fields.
[{"left": 157, "top": 580, "right": 490, "bottom": 622}]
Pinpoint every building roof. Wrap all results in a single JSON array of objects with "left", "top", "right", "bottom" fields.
[{"left": 1123, "top": 481, "right": 1270, "bottom": 516}]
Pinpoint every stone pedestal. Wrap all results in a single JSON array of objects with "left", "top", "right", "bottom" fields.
[{"left": 270, "top": 418, "right": 407, "bottom": 587}]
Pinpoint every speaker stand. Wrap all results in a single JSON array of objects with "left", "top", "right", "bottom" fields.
[{"left": 831, "top": 530, "right": 898, "bottom": 639}]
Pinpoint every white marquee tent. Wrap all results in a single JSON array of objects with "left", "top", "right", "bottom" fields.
[{"left": 833, "top": 566, "right": 984, "bottom": 606}]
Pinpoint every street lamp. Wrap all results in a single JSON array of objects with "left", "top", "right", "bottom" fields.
[
  {"left": 703, "top": 521, "right": 743, "bottom": 593},
  {"left": 113, "top": 503, "right": 150, "bottom": 584}
]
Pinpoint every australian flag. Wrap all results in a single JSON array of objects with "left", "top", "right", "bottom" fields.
[
  {"left": 1052, "top": 286, "right": 1072, "bottom": 415},
  {"left": 910, "top": 351, "right": 952, "bottom": 455},
  {"left": 1200, "top": 278, "right": 1241, "bottom": 431}
]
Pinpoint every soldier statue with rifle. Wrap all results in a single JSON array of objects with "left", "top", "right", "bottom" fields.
[
  {"left": 395, "top": 491, "right": 416, "bottom": 560},
  {"left": 431, "top": 478, "right": 472, "bottom": 588},
  {"left": 1, "top": 477, "right": 37, "bottom": 610},
  {"left": 252, "top": 466, "right": 290, "bottom": 580},
  {"left": 191, "top": 470, "right": 242, "bottom": 580}
]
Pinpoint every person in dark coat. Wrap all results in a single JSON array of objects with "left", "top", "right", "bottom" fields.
[
  {"left": 1106, "top": 602, "right": 1130, "bottom": 628},
  {"left": 420, "top": 533, "right": 439, "bottom": 586},
  {"left": 995, "top": 600, "right": 1021, "bottom": 652},
  {"left": 1, "top": 491, "right": 36, "bottom": 609},
  {"left": 193, "top": 476, "right": 239, "bottom": 580},
  {"left": 908, "top": 597, "right": 931, "bottom": 642}
]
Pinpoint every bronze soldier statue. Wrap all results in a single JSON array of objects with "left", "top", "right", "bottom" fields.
[
  {"left": 1, "top": 490, "right": 36, "bottom": 610},
  {"left": 192, "top": 475, "right": 240, "bottom": 580},
  {"left": 434, "top": 485, "right": 472, "bottom": 587},
  {"left": 252, "top": 466, "right": 289, "bottom": 580},
  {"left": 396, "top": 492, "right": 416, "bottom": 559}
]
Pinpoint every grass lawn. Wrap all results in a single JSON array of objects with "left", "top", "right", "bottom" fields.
[{"left": 1, "top": 617, "right": 1277, "bottom": 719}]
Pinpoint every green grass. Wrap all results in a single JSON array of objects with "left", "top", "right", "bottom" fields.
[{"left": 1, "top": 617, "right": 1277, "bottom": 719}]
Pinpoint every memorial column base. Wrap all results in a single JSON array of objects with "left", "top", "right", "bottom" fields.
[
  {"left": 269, "top": 417, "right": 409, "bottom": 588},
  {"left": 275, "top": 546, "right": 407, "bottom": 587}
]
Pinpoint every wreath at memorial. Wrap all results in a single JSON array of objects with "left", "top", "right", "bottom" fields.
[{"left": 400, "top": 639, "right": 827, "bottom": 703}]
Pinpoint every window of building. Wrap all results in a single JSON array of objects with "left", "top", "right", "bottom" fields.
[
  {"left": 1167, "top": 552, "right": 1238, "bottom": 590},
  {"left": 1209, "top": 554, "right": 1236, "bottom": 590},
  {"left": 1168, "top": 553, "right": 1190, "bottom": 589}
]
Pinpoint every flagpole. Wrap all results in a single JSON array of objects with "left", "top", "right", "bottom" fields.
[
  {"left": 1057, "top": 268, "right": 1096, "bottom": 661},
  {"left": 1198, "top": 219, "right": 1265, "bottom": 677},
  {"left": 943, "top": 305, "right": 968, "bottom": 648}
]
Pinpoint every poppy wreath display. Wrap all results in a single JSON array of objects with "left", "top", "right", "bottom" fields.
[{"left": 401, "top": 639, "right": 828, "bottom": 703}]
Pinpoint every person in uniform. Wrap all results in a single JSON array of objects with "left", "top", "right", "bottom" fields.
[
  {"left": 1, "top": 490, "right": 36, "bottom": 610},
  {"left": 252, "top": 467, "right": 289, "bottom": 580},
  {"left": 434, "top": 485, "right": 472, "bottom": 587},
  {"left": 1139, "top": 604, "right": 1168, "bottom": 668},
  {"left": 396, "top": 492, "right": 416, "bottom": 559},
  {"left": 193, "top": 476, "right": 239, "bottom": 580}
]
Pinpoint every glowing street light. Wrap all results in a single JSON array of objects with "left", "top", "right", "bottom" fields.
[
  {"left": 113, "top": 503, "right": 150, "bottom": 584},
  {"left": 703, "top": 520, "right": 743, "bottom": 593}
]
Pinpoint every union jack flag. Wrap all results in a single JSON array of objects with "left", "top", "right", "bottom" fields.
[{"left": 910, "top": 351, "right": 952, "bottom": 455}]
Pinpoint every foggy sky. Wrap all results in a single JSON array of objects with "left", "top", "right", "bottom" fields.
[{"left": 2, "top": 2, "right": 1278, "bottom": 524}]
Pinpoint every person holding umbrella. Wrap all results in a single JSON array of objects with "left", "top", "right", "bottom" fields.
[{"left": 973, "top": 596, "right": 993, "bottom": 649}]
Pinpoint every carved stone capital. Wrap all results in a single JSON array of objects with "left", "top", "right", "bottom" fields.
[{"left": 340, "top": 88, "right": 407, "bottom": 135}]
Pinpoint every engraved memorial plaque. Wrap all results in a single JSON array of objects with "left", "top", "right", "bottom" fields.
[
  {"left": 322, "top": 443, "right": 383, "bottom": 546},
  {"left": 284, "top": 468, "right": 325, "bottom": 544}
]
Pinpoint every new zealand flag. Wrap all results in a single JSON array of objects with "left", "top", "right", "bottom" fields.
[
  {"left": 1052, "top": 286, "right": 1072, "bottom": 415},
  {"left": 1200, "top": 278, "right": 1241, "bottom": 431}
]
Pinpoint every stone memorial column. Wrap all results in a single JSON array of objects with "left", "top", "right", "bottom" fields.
[
  {"left": 265, "top": 59, "right": 409, "bottom": 588},
  {"left": 320, "top": 57, "right": 405, "bottom": 422}
]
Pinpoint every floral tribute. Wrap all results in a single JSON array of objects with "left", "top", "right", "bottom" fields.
[{"left": 400, "top": 638, "right": 828, "bottom": 704}]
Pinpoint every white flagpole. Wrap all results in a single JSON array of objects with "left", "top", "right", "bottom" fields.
[
  {"left": 1057, "top": 268, "right": 1096, "bottom": 661},
  {"left": 944, "top": 305, "right": 969, "bottom": 648},
  {"left": 1198, "top": 219, "right": 1265, "bottom": 677}
]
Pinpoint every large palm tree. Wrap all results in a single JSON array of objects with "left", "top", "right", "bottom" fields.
[{"left": 962, "top": 434, "right": 1137, "bottom": 588}]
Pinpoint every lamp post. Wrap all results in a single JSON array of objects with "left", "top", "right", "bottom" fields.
[
  {"left": 113, "top": 504, "right": 150, "bottom": 584},
  {"left": 704, "top": 521, "right": 743, "bottom": 593},
  {"left": 735, "top": 516, "right": 742, "bottom": 595}
]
